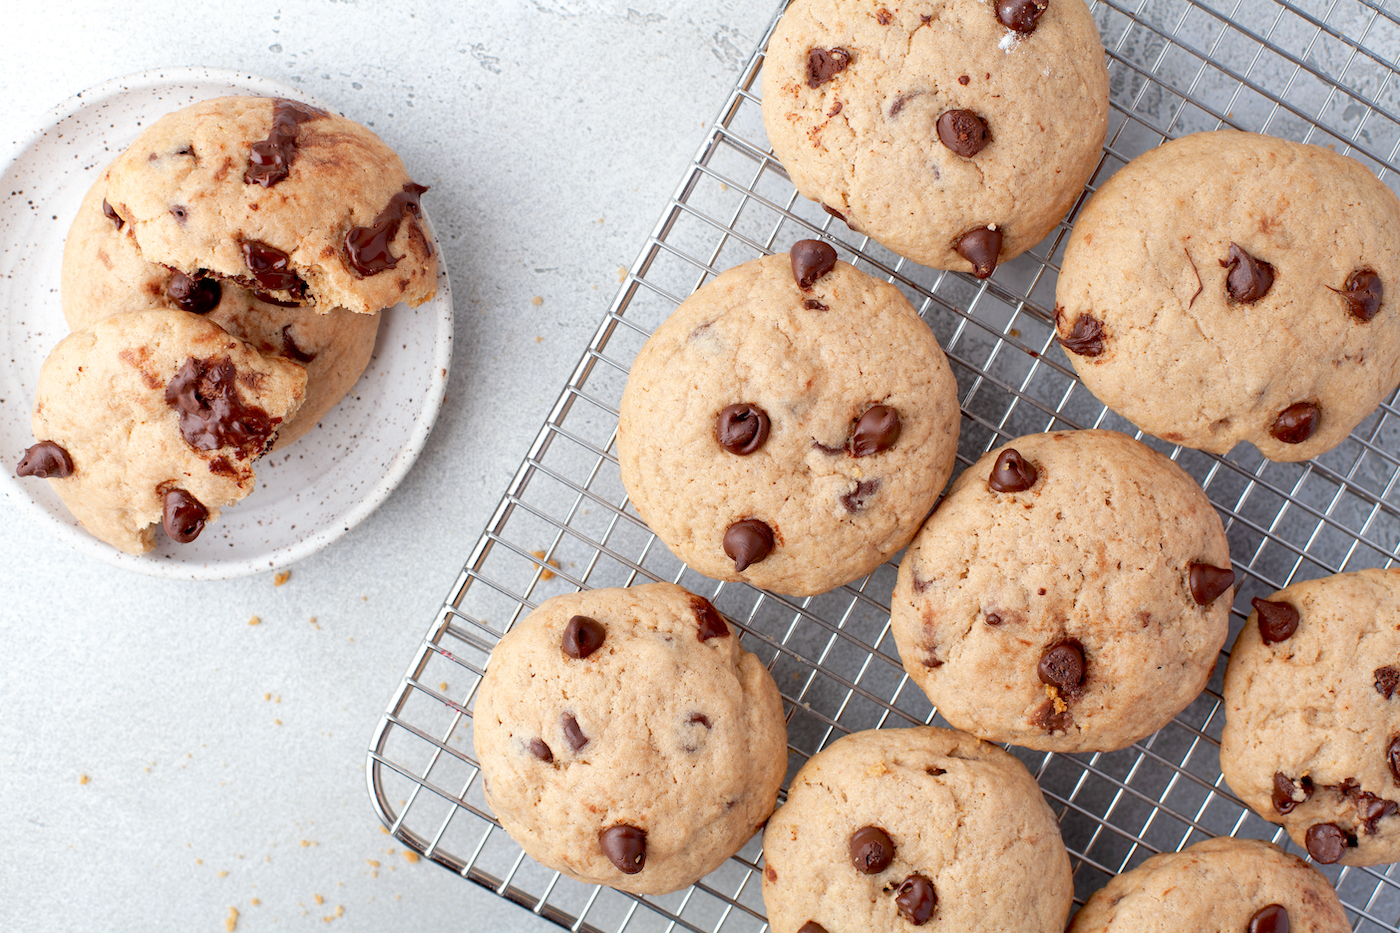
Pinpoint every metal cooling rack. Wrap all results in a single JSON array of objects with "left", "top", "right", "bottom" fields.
[{"left": 368, "top": 0, "right": 1400, "bottom": 929}]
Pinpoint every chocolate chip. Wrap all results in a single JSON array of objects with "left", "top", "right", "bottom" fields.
[
  {"left": 1351, "top": 788, "right": 1397, "bottom": 834},
  {"left": 841, "top": 478, "right": 880, "bottom": 513},
  {"left": 1252, "top": 597, "right": 1299, "bottom": 644},
  {"left": 161, "top": 486, "right": 208, "bottom": 543},
  {"left": 791, "top": 239, "right": 838, "bottom": 290},
  {"left": 1031, "top": 698, "right": 1074, "bottom": 733},
  {"left": 955, "top": 226, "right": 1002, "bottom": 279},
  {"left": 280, "top": 324, "right": 316, "bottom": 363},
  {"left": 691, "top": 595, "right": 730, "bottom": 641},
  {"left": 823, "top": 204, "right": 848, "bottom": 223},
  {"left": 167, "top": 270, "right": 222, "bottom": 315},
  {"left": 562, "top": 713, "right": 588, "bottom": 752},
  {"left": 1389, "top": 737, "right": 1400, "bottom": 785},
  {"left": 1221, "top": 243, "right": 1275, "bottom": 303},
  {"left": 1338, "top": 270, "right": 1383, "bottom": 322},
  {"left": 17, "top": 441, "right": 74, "bottom": 479},
  {"left": 1272, "top": 772, "right": 1313, "bottom": 814},
  {"left": 1248, "top": 904, "right": 1289, "bottom": 933},
  {"left": 806, "top": 47, "right": 852, "bottom": 88},
  {"left": 765, "top": 865, "right": 777, "bottom": 883},
  {"left": 245, "top": 99, "right": 326, "bottom": 188},
  {"left": 599, "top": 824, "right": 646, "bottom": 874},
  {"left": 241, "top": 240, "right": 304, "bottom": 293},
  {"left": 723, "top": 519, "right": 774, "bottom": 572},
  {"left": 958, "top": 75, "right": 970, "bottom": 86},
  {"left": 876, "top": 7, "right": 892, "bottom": 24},
  {"left": 1188, "top": 561, "right": 1235, "bottom": 605},
  {"left": 528, "top": 738, "right": 553, "bottom": 763},
  {"left": 715, "top": 404, "right": 771, "bottom": 455},
  {"left": 848, "top": 825, "right": 894, "bottom": 874},
  {"left": 102, "top": 198, "right": 123, "bottom": 230},
  {"left": 562, "top": 615, "right": 606, "bottom": 659},
  {"left": 1376, "top": 666, "right": 1400, "bottom": 700},
  {"left": 895, "top": 874, "right": 936, "bottom": 925},
  {"left": 170, "top": 205, "right": 188, "bottom": 224},
  {"left": 1270, "top": 402, "right": 1319, "bottom": 445},
  {"left": 1060, "top": 313, "right": 1105, "bottom": 356},
  {"left": 345, "top": 183, "right": 429, "bottom": 276},
  {"left": 889, "top": 92, "right": 919, "bottom": 118},
  {"left": 997, "top": 0, "right": 1048, "bottom": 32},
  {"left": 1305, "top": 822, "right": 1351, "bottom": 863},
  {"left": 985, "top": 611, "right": 1007, "bottom": 626},
  {"left": 936, "top": 110, "right": 989, "bottom": 157},
  {"left": 851, "top": 405, "right": 900, "bottom": 456},
  {"left": 988, "top": 448, "right": 1037, "bottom": 492},
  {"left": 804, "top": 299, "right": 828, "bottom": 311},
  {"left": 797, "top": 923, "right": 829, "bottom": 933},
  {"left": 165, "top": 357, "right": 277, "bottom": 456},
  {"left": 1038, "top": 639, "right": 1086, "bottom": 692},
  {"left": 687, "top": 713, "right": 711, "bottom": 728}
]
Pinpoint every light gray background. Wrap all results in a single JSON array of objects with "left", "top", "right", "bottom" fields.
[{"left": 0, "top": 2, "right": 775, "bottom": 930}]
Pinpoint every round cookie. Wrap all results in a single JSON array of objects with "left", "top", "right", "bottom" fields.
[
  {"left": 761, "top": 726, "right": 1073, "bottom": 933},
  {"left": 1055, "top": 130, "right": 1400, "bottom": 462},
  {"left": 62, "top": 167, "right": 379, "bottom": 448},
  {"left": 617, "top": 243, "right": 960, "bottom": 597},
  {"left": 103, "top": 96, "right": 436, "bottom": 316},
  {"left": 17, "top": 309, "right": 306, "bottom": 554},
  {"left": 761, "top": 0, "right": 1109, "bottom": 278},
  {"left": 471, "top": 583, "right": 788, "bottom": 895},
  {"left": 1220, "top": 568, "right": 1400, "bottom": 866},
  {"left": 890, "top": 429, "right": 1233, "bottom": 752},
  {"left": 1068, "top": 837, "right": 1348, "bottom": 932}
]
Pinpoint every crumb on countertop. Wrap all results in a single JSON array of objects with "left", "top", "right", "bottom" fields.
[
  {"left": 248, "top": 616, "right": 261, "bottom": 626},
  {"left": 78, "top": 774, "right": 89, "bottom": 785},
  {"left": 530, "top": 549, "right": 560, "bottom": 581},
  {"left": 274, "top": 571, "right": 291, "bottom": 587},
  {"left": 531, "top": 295, "right": 543, "bottom": 306},
  {"left": 225, "top": 907, "right": 239, "bottom": 931}
]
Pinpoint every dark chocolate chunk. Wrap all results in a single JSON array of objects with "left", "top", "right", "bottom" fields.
[
  {"left": 791, "top": 239, "right": 839, "bottom": 290},
  {"left": 806, "top": 47, "right": 853, "bottom": 88},
  {"left": 167, "top": 270, "right": 222, "bottom": 315},
  {"left": 1270, "top": 402, "right": 1320, "bottom": 445},
  {"left": 165, "top": 357, "right": 277, "bottom": 456},
  {"left": 723, "top": 519, "right": 774, "bottom": 572},
  {"left": 804, "top": 299, "right": 829, "bottom": 311},
  {"left": 876, "top": 7, "right": 892, "bottom": 24},
  {"left": 1339, "top": 269, "right": 1383, "bottom": 322},
  {"left": 895, "top": 874, "right": 936, "bottom": 925},
  {"left": 1389, "top": 736, "right": 1400, "bottom": 785},
  {"left": 1351, "top": 788, "right": 1397, "bottom": 834},
  {"left": 280, "top": 324, "right": 316, "bottom": 363},
  {"left": 170, "top": 205, "right": 188, "bottom": 224},
  {"left": 889, "top": 92, "right": 919, "bottom": 118},
  {"left": 245, "top": 99, "right": 326, "bottom": 188},
  {"left": 345, "top": 183, "right": 429, "bottom": 276},
  {"left": 1038, "top": 639, "right": 1086, "bottom": 692},
  {"left": 823, "top": 204, "right": 848, "bottom": 223},
  {"left": 1060, "top": 313, "right": 1105, "bottom": 356},
  {"left": 1221, "top": 242, "right": 1275, "bottom": 303},
  {"left": 1188, "top": 561, "right": 1235, "bottom": 605},
  {"left": 688, "top": 713, "right": 711, "bottom": 728},
  {"left": 1375, "top": 666, "right": 1400, "bottom": 700},
  {"left": 102, "top": 198, "right": 123, "bottom": 230},
  {"left": 848, "top": 825, "right": 894, "bottom": 874},
  {"left": 1272, "top": 772, "right": 1313, "bottom": 814},
  {"left": 997, "top": 0, "right": 1048, "bottom": 33},
  {"left": 241, "top": 240, "right": 304, "bottom": 293},
  {"left": 562, "top": 615, "right": 606, "bottom": 659},
  {"left": 841, "top": 478, "right": 880, "bottom": 513},
  {"left": 1248, "top": 904, "right": 1289, "bottom": 933},
  {"left": 1032, "top": 698, "right": 1074, "bottom": 733},
  {"left": 161, "top": 486, "right": 208, "bottom": 543},
  {"left": 692, "top": 595, "right": 730, "bottom": 641},
  {"left": 936, "top": 109, "right": 989, "bottom": 157},
  {"left": 988, "top": 448, "right": 1037, "bottom": 492},
  {"left": 716, "top": 404, "right": 771, "bottom": 455},
  {"left": 1304, "top": 822, "right": 1351, "bottom": 863},
  {"left": 17, "top": 440, "right": 74, "bottom": 479},
  {"left": 797, "top": 924, "right": 829, "bottom": 933},
  {"left": 985, "top": 611, "right": 1007, "bottom": 626},
  {"left": 955, "top": 226, "right": 1002, "bottom": 279},
  {"left": 599, "top": 824, "right": 647, "bottom": 874},
  {"left": 851, "top": 405, "right": 901, "bottom": 456},
  {"left": 1252, "top": 597, "right": 1300, "bottom": 645},
  {"left": 562, "top": 712, "right": 589, "bottom": 752},
  {"left": 528, "top": 738, "right": 553, "bottom": 763}
]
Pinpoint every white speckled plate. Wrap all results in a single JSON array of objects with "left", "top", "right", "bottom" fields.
[{"left": 0, "top": 67, "right": 453, "bottom": 580}]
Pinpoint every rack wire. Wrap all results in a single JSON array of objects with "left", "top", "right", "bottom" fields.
[{"left": 368, "top": 0, "right": 1400, "bottom": 928}]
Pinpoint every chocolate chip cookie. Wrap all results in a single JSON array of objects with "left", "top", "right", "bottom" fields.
[
  {"left": 17, "top": 309, "right": 306, "bottom": 554},
  {"left": 62, "top": 167, "right": 379, "bottom": 448},
  {"left": 761, "top": 726, "right": 1073, "bottom": 933},
  {"left": 617, "top": 243, "right": 960, "bottom": 597},
  {"left": 1220, "top": 568, "right": 1400, "bottom": 866},
  {"left": 472, "top": 583, "right": 788, "bottom": 894},
  {"left": 1055, "top": 130, "right": 1400, "bottom": 462},
  {"left": 890, "top": 429, "right": 1232, "bottom": 752},
  {"left": 1068, "top": 837, "right": 1348, "bottom": 932},
  {"left": 103, "top": 96, "right": 435, "bottom": 316},
  {"left": 761, "top": 0, "right": 1109, "bottom": 278}
]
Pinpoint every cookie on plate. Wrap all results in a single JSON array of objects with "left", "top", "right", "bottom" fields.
[
  {"left": 16, "top": 309, "right": 306, "bottom": 554},
  {"left": 761, "top": 726, "right": 1072, "bottom": 933},
  {"left": 62, "top": 167, "right": 379, "bottom": 448},
  {"left": 472, "top": 583, "right": 788, "bottom": 894},
  {"left": 617, "top": 242, "right": 960, "bottom": 596},
  {"left": 1055, "top": 130, "right": 1400, "bottom": 462},
  {"left": 761, "top": 0, "right": 1109, "bottom": 278},
  {"left": 1068, "top": 837, "right": 1348, "bottom": 932},
  {"left": 890, "top": 429, "right": 1233, "bottom": 752},
  {"left": 103, "top": 96, "right": 435, "bottom": 316},
  {"left": 1220, "top": 568, "right": 1400, "bottom": 866}
]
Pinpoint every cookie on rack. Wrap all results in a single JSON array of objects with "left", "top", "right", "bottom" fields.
[
  {"left": 471, "top": 583, "right": 788, "bottom": 895},
  {"left": 1068, "top": 836, "right": 1348, "bottom": 932},
  {"left": 62, "top": 166, "right": 379, "bottom": 448},
  {"left": 103, "top": 96, "right": 435, "bottom": 316},
  {"left": 16, "top": 309, "right": 306, "bottom": 554},
  {"left": 890, "top": 429, "right": 1233, "bottom": 752},
  {"left": 1220, "top": 568, "right": 1400, "bottom": 866},
  {"left": 761, "top": 726, "right": 1073, "bottom": 933},
  {"left": 617, "top": 242, "right": 960, "bottom": 597},
  {"left": 1055, "top": 129, "right": 1400, "bottom": 462},
  {"left": 761, "top": 0, "right": 1109, "bottom": 278}
]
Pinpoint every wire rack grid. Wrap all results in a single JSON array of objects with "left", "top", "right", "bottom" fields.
[{"left": 369, "top": 0, "right": 1400, "bottom": 929}]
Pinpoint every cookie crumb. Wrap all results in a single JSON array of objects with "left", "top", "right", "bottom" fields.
[
  {"left": 617, "top": 266, "right": 627, "bottom": 282},
  {"left": 310, "top": 617, "right": 319, "bottom": 628},
  {"left": 274, "top": 571, "right": 291, "bottom": 587},
  {"left": 217, "top": 870, "right": 229, "bottom": 878},
  {"left": 248, "top": 616, "right": 262, "bottom": 626},
  {"left": 78, "top": 774, "right": 89, "bottom": 785},
  {"left": 379, "top": 825, "right": 390, "bottom": 835},
  {"left": 367, "top": 859, "right": 380, "bottom": 868},
  {"left": 225, "top": 907, "right": 239, "bottom": 931},
  {"left": 314, "top": 894, "right": 324, "bottom": 906},
  {"left": 531, "top": 296, "right": 543, "bottom": 306},
  {"left": 250, "top": 899, "right": 261, "bottom": 906},
  {"left": 530, "top": 549, "right": 560, "bottom": 580},
  {"left": 403, "top": 850, "right": 420, "bottom": 864},
  {"left": 535, "top": 335, "right": 544, "bottom": 343},
  {"left": 866, "top": 761, "right": 890, "bottom": 777},
  {"left": 438, "top": 682, "right": 449, "bottom": 691}
]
